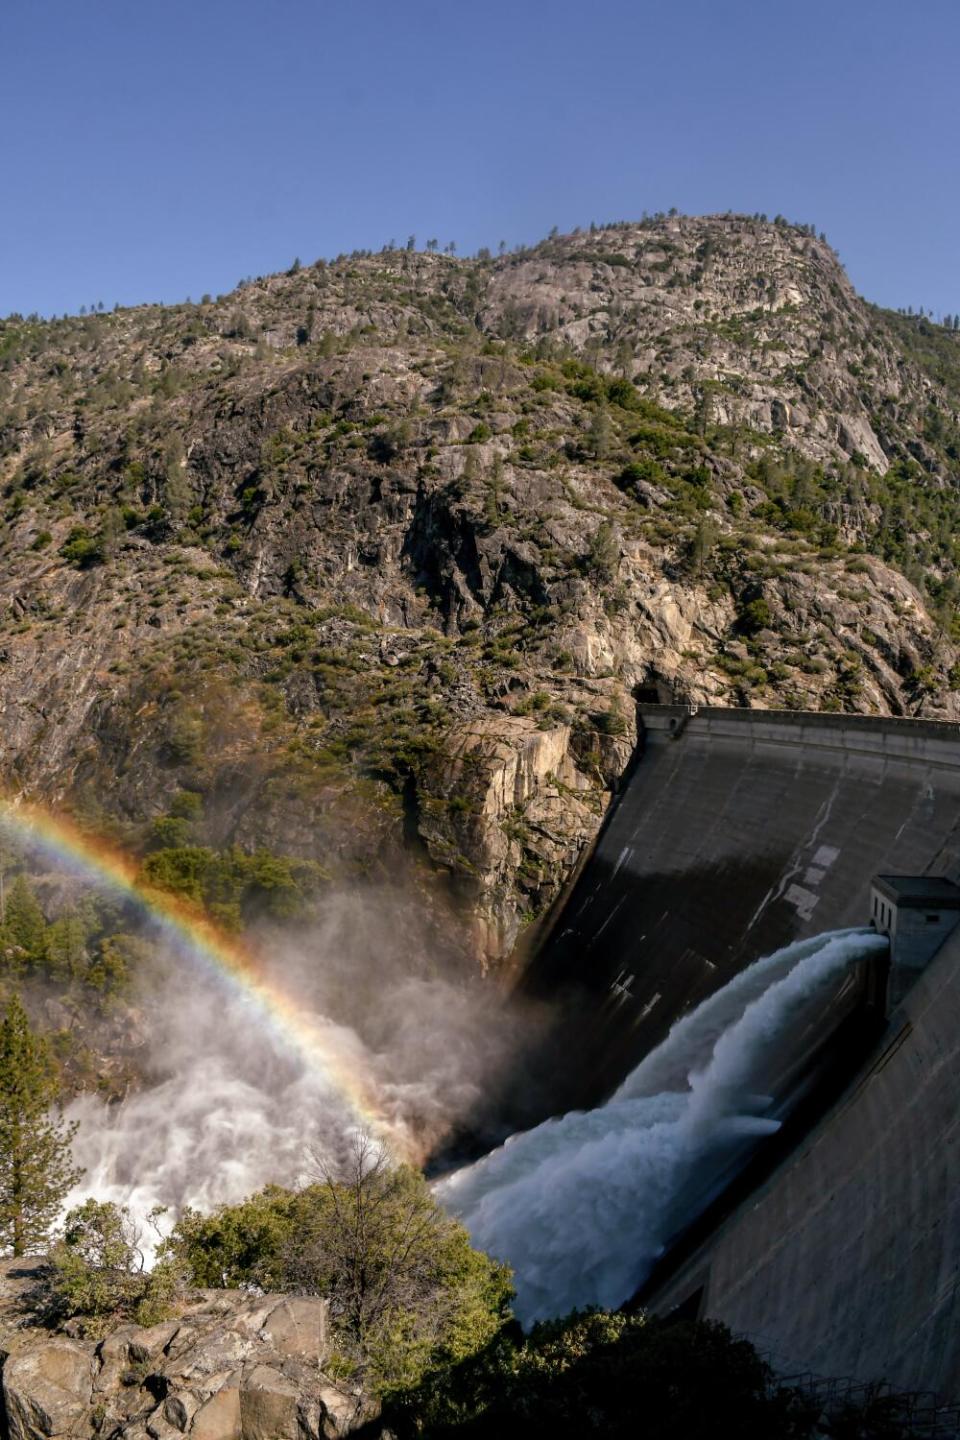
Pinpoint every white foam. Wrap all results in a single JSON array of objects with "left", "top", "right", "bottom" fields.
[{"left": 437, "top": 928, "right": 886, "bottom": 1325}]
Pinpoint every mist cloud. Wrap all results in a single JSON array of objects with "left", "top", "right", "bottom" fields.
[{"left": 65, "top": 887, "right": 537, "bottom": 1244}]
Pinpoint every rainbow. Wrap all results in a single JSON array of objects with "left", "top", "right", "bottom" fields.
[{"left": 0, "top": 795, "right": 409, "bottom": 1158}]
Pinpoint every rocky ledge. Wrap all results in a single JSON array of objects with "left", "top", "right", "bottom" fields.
[{"left": 0, "top": 1262, "right": 376, "bottom": 1440}]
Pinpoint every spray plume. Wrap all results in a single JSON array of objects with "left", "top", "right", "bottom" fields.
[
  {"left": 0, "top": 796, "right": 409, "bottom": 1155},
  {"left": 61, "top": 893, "right": 534, "bottom": 1245}
]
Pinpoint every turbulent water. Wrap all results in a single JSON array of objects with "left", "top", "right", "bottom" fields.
[
  {"left": 64, "top": 892, "right": 534, "bottom": 1250},
  {"left": 65, "top": 916, "right": 884, "bottom": 1299},
  {"left": 437, "top": 928, "right": 887, "bottom": 1326}
]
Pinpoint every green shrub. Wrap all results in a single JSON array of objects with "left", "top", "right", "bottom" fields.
[
  {"left": 141, "top": 845, "right": 314, "bottom": 928},
  {"left": 584, "top": 522, "right": 618, "bottom": 583},
  {"left": 389, "top": 1313, "right": 822, "bottom": 1440},
  {"left": 617, "top": 458, "right": 666, "bottom": 491},
  {"left": 738, "top": 596, "right": 773, "bottom": 635},
  {"left": 60, "top": 526, "right": 102, "bottom": 567},
  {"left": 604, "top": 376, "right": 639, "bottom": 409},
  {"left": 167, "top": 1138, "right": 512, "bottom": 1397},
  {"left": 43, "top": 1200, "right": 180, "bottom": 1335},
  {"left": 589, "top": 704, "right": 627, "bottom": 736}
]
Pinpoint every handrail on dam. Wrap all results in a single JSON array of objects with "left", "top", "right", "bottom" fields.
[
  {"left": 735, "top": 1337, "right": 960, "bottom": 1440},
  {"left": 637, "top": 701, "right": 960, "bottom": 742}
]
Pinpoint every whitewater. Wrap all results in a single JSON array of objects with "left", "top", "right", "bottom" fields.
[{"left": 437, "top": 927, "right": 887, "bottom": 1326}]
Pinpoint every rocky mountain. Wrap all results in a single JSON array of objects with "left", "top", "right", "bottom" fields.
[{"left": 2, "top": 214, "right": 960, "bottom": 965}]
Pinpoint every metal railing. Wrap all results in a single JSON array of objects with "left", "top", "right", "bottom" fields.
[{"left": 740, "top": 1333, "right": 960, "bottom": 1437}]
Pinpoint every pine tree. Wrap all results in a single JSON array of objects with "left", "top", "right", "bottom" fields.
[
  {"left": 46, "top": 913, "right": 90, "bottom": 982},
  {"left": 587, "top": 404, "right": 612, "bottom": 461},
  {"left": 0, "top": 995, "right": 82, "bottom": 1255},
  {"left": 687, "top": 516, "right": 720, "bottom": 577},
  {"left": 1, "top": 875, "right": 48, "bottom": 970}
]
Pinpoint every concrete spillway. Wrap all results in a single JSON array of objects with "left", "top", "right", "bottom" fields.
[
  {"left": 514, "top": 705, "right": 960, "bottom": 1400},
  {"left": 521, "top": 705, "right": 960, "bottom": 1113}
]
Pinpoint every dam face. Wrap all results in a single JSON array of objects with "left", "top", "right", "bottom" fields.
[
  {"left": 522, "top": 705, "right": 960, "bottom": 1113},
  {"left": 645, "top": 924, "right": 960, "bottom": 1400},
  {"left": 520, "top": 705, "right": 960, "bottom": 1399}
]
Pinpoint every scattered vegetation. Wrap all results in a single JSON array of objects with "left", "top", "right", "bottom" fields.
[{"left": 42, "top": 1198, "right": 180, "bottom": 1334}]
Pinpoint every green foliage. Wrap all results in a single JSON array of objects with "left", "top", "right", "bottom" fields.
[
  {"left": 584, "top": 522, "right": 618, "bottom": 583},
  {"left": 585, "top": 405, "right": 612, "bottom": 460},
  {"left": 45, "top": 913, "right": 92, "bottom": 982},
  {"left": 60, "top": 525, "right": 102, "bottom": 567},
  {"left": 147, "top": 815, "right": 193, "bottom": 850},
  {"left": 617, "top": 457, "right": 666, "bottom": 492},
  {"left": 738, "top": 595, "right": 773, "bottom": 635},
  {"left": 141, "top": 844, "right": 315, "bottom": 928},
  {"left": 167, "top": 1137, "right": 512, "bottom": 1397},
  {"left": 0, "top": 872, "right": 153, "bottom": 999},
  {"left": 170, "top": 790, "right": 204, "bottom": 821},
  {"left": 0, "top": 995, "right": 82, "bottom": 1256},
  {"left": 43, "top": 1199, "right": 180, "bottom": 1333},
  {"left": 84, "top": 934, "right": 135, "bottom": 998},
  {"left": 390, "top": 1314, "right": 821, "bottom": 1439},
  {"left": 1, "top": 875, "right": 49, "bottom": 970},
  {"left": 685, "top": 516, "right": 720, "bottom": 577},
  {"left": 588, "top": 704, "right": 628, "bottom": 737}
]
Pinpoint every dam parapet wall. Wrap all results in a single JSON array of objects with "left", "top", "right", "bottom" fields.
[{"left": 637, "top": 702, "right": 960, "bottom": 764}]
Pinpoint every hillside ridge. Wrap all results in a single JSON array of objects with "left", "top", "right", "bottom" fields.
[{"left": 2, "top": 213, "right": 960, "bottom": 964}]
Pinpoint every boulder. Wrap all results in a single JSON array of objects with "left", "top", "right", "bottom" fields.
[
  {"left": 189, "top": 1381, "right": 241, "bottom": 1440},
  {"left": 260, "top": 1297, "right": 328, "bottom": 1362},
  {"left": 3, "top": 1337, "right": 93, "bottom": 1440},
  {"left": 0, "top": 1268, "right": 376, "bottom": 1440},
  {"left": 239, "top": 1364, "right": 300, "bottom": 1440},
  {"left": 162, "top": 1390, "right": 199, "bottom": 1431}
]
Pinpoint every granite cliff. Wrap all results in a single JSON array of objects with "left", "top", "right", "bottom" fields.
[{"left": 2, "top": 214, "right": 960, "bottom": 964}]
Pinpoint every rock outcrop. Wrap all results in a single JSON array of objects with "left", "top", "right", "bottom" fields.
[
  {"left": 2, "top": 215, "right": 960, "bottom": 966},
  {"left": 0, "top": 1263, "right": 375, "bottom": 1440}
]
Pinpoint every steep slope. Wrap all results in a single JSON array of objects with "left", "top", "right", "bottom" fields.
[{"left": 2, "top": 215, "right": 960, "bottom": 965}]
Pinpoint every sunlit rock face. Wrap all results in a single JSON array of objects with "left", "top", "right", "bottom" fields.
[{"left": 3, "top": 215, "right": 960, "bottom": 968}]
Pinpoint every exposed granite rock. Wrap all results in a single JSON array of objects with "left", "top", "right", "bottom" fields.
[
  {"left": 3, "top": 1338, "right": 93, "bottom": 1439},
  {"left": 1, "top": 216, "right": 959, "bottom": 967},
  {"left": 0, "top": 1262, "right": 375, "bottom": 1440}
]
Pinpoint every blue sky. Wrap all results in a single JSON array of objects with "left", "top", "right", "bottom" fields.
[{"left": 1, "top": 0, "right": 957, "bottom": 318}]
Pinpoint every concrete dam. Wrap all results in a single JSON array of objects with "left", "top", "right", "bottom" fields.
[
  {"left": 515, "top": 705, "right": 960, "bottom": 1399},
  {"left": 521, "top": 705, "right": 960, "bottom": 1110}
]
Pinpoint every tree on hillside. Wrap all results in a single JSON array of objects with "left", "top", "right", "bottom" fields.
[
  {"left": 0, "top": 875, "right": 48, "bottom": 971},
  {"left": 0, "top": 994, "right": 82, "bottom": 1256},
  {"left": 687, "top": 516, "right": 720, "bottom": 577},
  {"left": 587, "top": 403, "right": 612, "bottom": 460}
]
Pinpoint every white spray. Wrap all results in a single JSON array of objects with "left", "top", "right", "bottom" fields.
[
  {"left": 437, "top": 928, "right": 886, "bottom": 1326},
  {"left": 64, "top": 889, "right": 538, "bottom": 1246}
]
